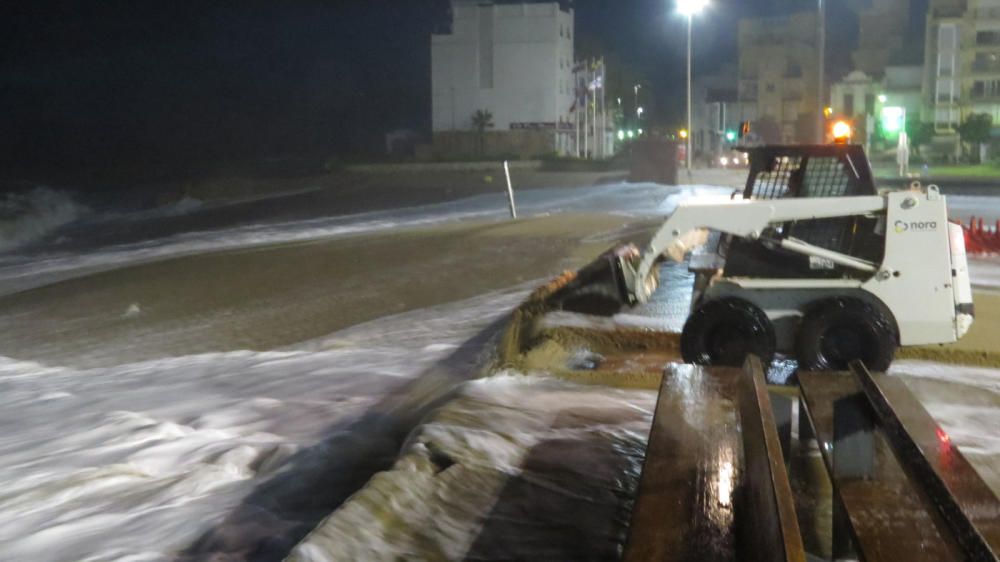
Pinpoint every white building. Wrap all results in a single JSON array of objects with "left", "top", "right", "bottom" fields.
[
  {"left": 830, "top": 66, "right": 923, "bottom": 147},
  {"left": 431, "top": 0, "right": 576, "bottom": 155}
]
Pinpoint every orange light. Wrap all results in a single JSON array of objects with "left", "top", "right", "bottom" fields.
[
  {"left": 936, "top": 427, "right": 951, "bottom": 445},
  {"left": 824, "top": 106, "right": 834, "bottom": 118},
  {"left": 832, "top": 121, "right": 851, "bottom": 143},
  {"left": 679, "top": 129, "right": 689, "bottom": 139}
]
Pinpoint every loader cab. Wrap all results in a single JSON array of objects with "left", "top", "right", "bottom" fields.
[{"left": 720, "top": 145, "right": 885, "bottom": 280}]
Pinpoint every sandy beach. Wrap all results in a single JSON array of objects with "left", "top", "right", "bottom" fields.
[{"left": 0, "top": 214, "right": 656, "bottom": 367}]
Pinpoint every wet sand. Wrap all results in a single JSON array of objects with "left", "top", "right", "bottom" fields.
[{"left": 0, "top": 214, "right": 656, "bottom": 367}]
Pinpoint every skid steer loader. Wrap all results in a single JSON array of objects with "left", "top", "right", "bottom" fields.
[{"left": 554, "top": 144, "right": 974, "bottom": 372}]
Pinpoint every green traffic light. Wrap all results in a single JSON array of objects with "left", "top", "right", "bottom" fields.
[{"left": 725, "top": 130, "right": 737, "bottom": 142}]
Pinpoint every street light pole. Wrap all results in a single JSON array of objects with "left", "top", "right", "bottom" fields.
[
  {"left": 678, "top": 0, "right": 706, "bottom": 174},
  {"left": 686, "top": 13, "right": 693, "bottom": 174},
  {"left": 816, "top": 0, "right": 825, "bottom": 143}
]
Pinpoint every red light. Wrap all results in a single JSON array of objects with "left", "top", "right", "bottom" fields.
[{"left": 936, "top": 427, "right": 951, "bottom": 445}]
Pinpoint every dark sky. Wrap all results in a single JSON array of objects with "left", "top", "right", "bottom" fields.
[{"left": 0, "top": 1, "right": 915, "bottom": 185}]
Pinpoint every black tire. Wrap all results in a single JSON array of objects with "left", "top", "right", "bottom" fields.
[
  {"left": 681, "top": 298, "right": 776, "bottom": 368},
  {"left": 795, "top": 298, "right": 896, "bottom": 372}
]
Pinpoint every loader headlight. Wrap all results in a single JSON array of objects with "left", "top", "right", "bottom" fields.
[{"left": 720, "top": 156, "right": 729, "bottom": 166}]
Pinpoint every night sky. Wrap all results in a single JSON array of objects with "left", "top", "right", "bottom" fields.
[{"left": 0, "top": 1, "right": 921, "bottom": 186}]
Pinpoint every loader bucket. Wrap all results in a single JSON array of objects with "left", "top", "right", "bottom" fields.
[
  {"left": 495, "top": 244, "right": 680, "bottom": 389},
  {"left": 543, "top": 244, "right": 638, "bottom": 316}
]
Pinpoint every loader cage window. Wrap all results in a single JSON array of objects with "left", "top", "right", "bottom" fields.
[
  {"left": 744, "top": 149, "right": 873, "bottom": 201},
  {"left": 724, "top": 145, "right": 884, "bottom": 279}
]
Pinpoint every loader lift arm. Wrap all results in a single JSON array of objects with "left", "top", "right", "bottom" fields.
[{"left": 622, "top": 195, "right": 889, "bottom": 304}]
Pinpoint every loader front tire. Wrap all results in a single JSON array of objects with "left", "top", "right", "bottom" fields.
[
  {"left": 681, "top": 298, "right": 775, "bottom": 368},
  {"left": 795, "top": 298, "right": 896, "bottom": 372}
]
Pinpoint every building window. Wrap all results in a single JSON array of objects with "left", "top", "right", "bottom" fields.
[
  {"left": 974, "top": 52, "right": 1000, "bottom": 73},
  {"left": 766, "top": 82, "right": 775, "bottom": 93},
  {"left": 972, "top": 80, "right": 1000, "bottom": 98},
  {"left": 843, "top": 94, "right": 855, "bottom": 116},
  {"left": 864, "top": 94, "right": 875, "bottom": 115},
  {"left": 478, "top": 8, "right": 494, "bottom": 89},
  {"left": 785, "top": 63, "right": 802, "bottom": 78},
  {"left": 978, "top": 31, "right": 1000, "bottom": 46}
]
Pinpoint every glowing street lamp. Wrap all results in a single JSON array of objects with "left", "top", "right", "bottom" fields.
[
  {"left": 677, "top": 0, "right": 708, "bottom": 174},
  {"left": 677, "top": 0, "right": 709, "bottom": 16}
]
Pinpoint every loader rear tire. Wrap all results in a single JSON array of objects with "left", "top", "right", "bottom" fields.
[
  {"left": 681, "top": 298, "right": 775, "bottom": 368},
  {"left": 795, "top": 298, "right": 896, "bottom": 372}
]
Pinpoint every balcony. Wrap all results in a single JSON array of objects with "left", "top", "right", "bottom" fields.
[{"left": 976, "top": 7, "right": 1000, "bottom": 19}]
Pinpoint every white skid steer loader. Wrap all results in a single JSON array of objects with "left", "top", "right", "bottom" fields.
[{"left": 555, "top": 145, "right": 974, "bottom": 372}]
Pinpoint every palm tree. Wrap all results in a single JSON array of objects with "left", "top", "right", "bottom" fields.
[{"left": 471, "top": 109, "right": 494, "bottom": 156}]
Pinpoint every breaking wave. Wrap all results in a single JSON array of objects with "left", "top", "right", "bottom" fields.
[{"left": 0, "top": 187, "right": 88, "bottom": 252}]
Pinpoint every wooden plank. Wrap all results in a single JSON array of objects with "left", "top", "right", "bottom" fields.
[
  {"left": 623, "top": 365, "right": 742, "bottom": 561},
  {"left": 736, "top": 356, "right": 806, "bottom": 562},
  {"left": 851, "top": 361, "right": 1000, "bottom": 561},
  {"left": 798, "top": 372, "right": 966, "bottom": 562}
]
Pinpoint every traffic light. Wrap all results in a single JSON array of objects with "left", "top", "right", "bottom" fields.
[
  {"left": 739, "top": 121, "right": 751, "bottom": 139},
  {"left": 725, "top": 130, "right": 737, "bottom": 142}
]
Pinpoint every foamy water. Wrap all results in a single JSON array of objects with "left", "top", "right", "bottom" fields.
[
  {"left": 0, "top": 182, "right": 733, "bottom": 296},
  {"left": 0, "top": 187, "right": 89, "bottom": 252},
  {"left": 891, "top": 360, "right": 1000, "bottom": 496},
  {"left": 290, "top": 373, "right": 654, "bottom": 561},
  {"left": 0, "top": 288, "right": 526, "bottom": 561},
  {"left": 4, "top": 182, "right": 1000, "bottom": 560}
]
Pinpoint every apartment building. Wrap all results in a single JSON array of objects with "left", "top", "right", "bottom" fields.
[
  {"left": 853, "top": 0, "right": 915, "bottom": 76},
  {"left": 925, "top": 0, "right": 1000, "bottom": 133},
  {"left": 737, "top": 12, "right": 820, "bottom": 143},
  {"left": 431, "top": 0, "right": 576, "bottom": 155}
]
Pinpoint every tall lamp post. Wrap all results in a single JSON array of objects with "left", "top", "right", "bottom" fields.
[
  {"left": 816, "top": 0, "right": 826, "bottom": 143},
  {"left": 678, "top": 0, "right": 708, "bottom": 175}
]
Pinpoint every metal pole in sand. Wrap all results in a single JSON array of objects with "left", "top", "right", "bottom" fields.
[{"left": 503, "top": 160, "right": 517, "bottom": 219}]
